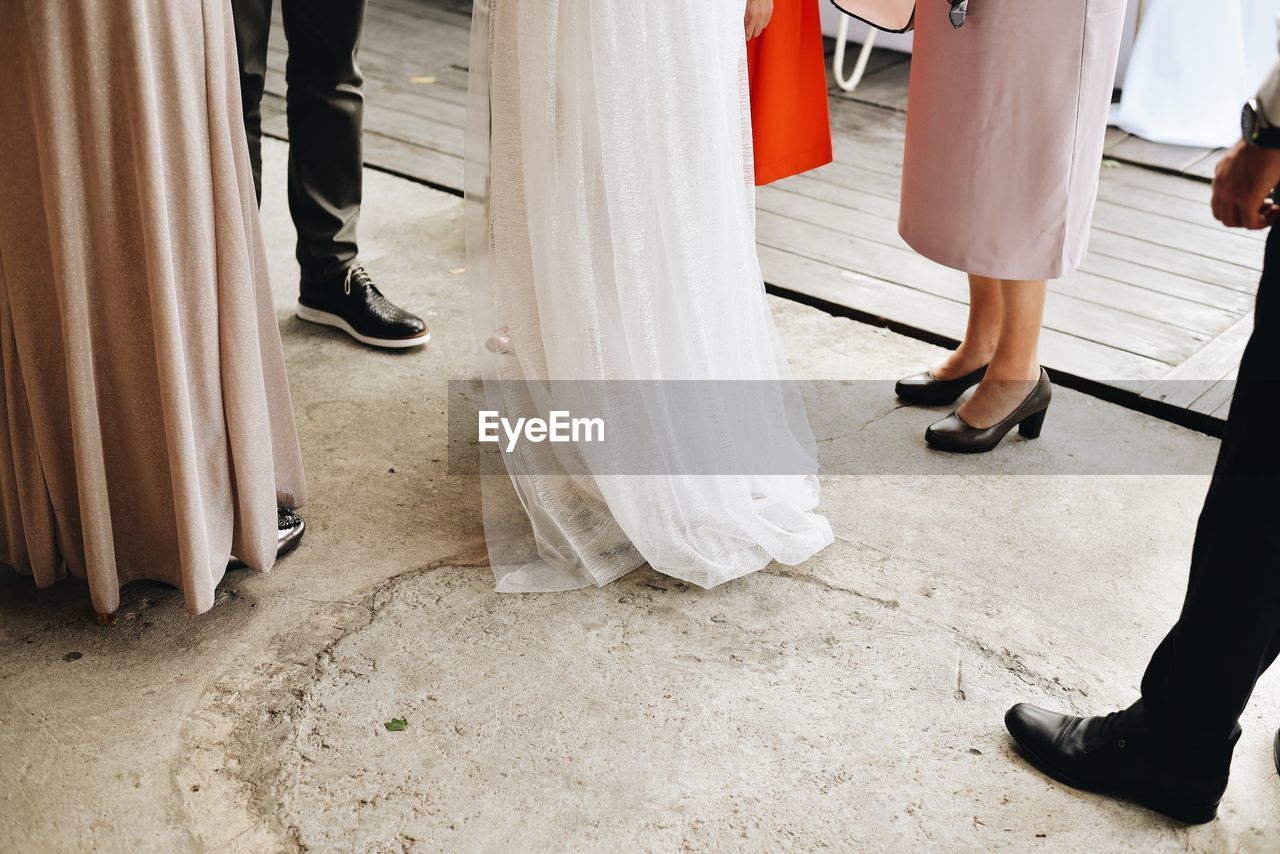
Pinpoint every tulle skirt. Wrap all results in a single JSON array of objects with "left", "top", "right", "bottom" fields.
[{"left": 466, "top": 0, "right": 834, "bottom": 592}]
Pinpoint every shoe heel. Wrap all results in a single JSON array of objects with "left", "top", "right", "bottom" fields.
[{"left": 1018, "top": 407, "right": 1047, "bottom": 439}]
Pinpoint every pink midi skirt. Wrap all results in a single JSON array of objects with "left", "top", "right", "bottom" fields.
[{"left": 899, "top": 0, "right": 1127, "bottom": 280}]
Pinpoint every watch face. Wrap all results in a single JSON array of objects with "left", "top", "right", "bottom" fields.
[{"left": 1244, "top": 101, "right": 1258, "bottom": 141}]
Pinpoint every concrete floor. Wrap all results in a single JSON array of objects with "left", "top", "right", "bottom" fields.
[{"left": 2, "top": 141, "right": 1277, "bottom": 852}]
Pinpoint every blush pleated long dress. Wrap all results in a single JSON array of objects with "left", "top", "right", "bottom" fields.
[
  {"left": 0, "top": 0, "right": 307, "bottom": 615},
  {"left": 898, "top": 0, "right": 1127, "bottom": 280}
]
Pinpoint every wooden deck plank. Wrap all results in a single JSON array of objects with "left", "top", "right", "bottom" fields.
[
  {"left": 778, "top": 166, "right": 1259, "bottom": 316},
  {"left": 830, "top": 59, "right": 910, "bottom": 111},
  {"left": 1104, "top": 134, "right": 1217, "bottom": 174},
  {"left": 1210, "top": 389, "right": 1236, "bottom": 419},
  {"left": 1184, "top": 149, "right": 1229, "bottom": 181},
  {"left": 794, "top": 170, "right": 1260, "bottom": 314},
  {"left": 825, "top": 40, "right": 911, "bottom": 110},
  {"left": 1104, "top": 127, "right": 1131, "bottom": 148},
  {"left": 1189, "top": 377, "right": 1238, "bottom": 417},
  {"left": 759, "top": 244, "right": 970, "bottom": 336},
  {"left": 759, "top": 245, "right": 1168, "bottom": 387},
  {"left": 1104, "top": 158, "right": 1223, "bottom": 202},
  {"left": 761, "top": 184, "right": 1238, "bottom": 338},
  {"left": 1084, "top": 229, "right": 1260, "bottom": 294},
  {"left": 1089, "top": 198, "right": 1262, "bottom": 268},
  {"left": 1074, "top": 252, "right": 1256, "bottom": 314},
  {"left": 360, "top": 131, "right": 465, "bottom": 188},
  {"left": 1095, "top": 173, "right": 1261, "bottom": 239},
  {"left": 755, "top": 197, "right": 1214, "bottom": 366},
  {"left": 1139, "top": 312, "right": 1254, "bottom": 408}
]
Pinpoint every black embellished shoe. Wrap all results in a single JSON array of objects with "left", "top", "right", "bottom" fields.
[
  {"left": 1005, "top": 703, "right": 1232, "bottom": 825},
  {"left": 228, "top": 507, "right": 306, "bottom": 569},
  {"left": 895, "top": 364, "right": 987, "bottom": 406},
  {"left": 925, "top": 368, "right": 1051, "bottom": 453},
  {"left": 297, "top": 263, "right": 430, "bottom": 349},
  {"left": 276, "top": 506, "right": 306, "bottom": 559}
]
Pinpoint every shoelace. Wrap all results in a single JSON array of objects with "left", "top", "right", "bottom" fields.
[{"left": 343, "top": 264, "right": 375, "bottom": 295}]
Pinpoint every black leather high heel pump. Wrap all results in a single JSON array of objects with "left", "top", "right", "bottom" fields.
[
  {"left": 925, "top": 368, "right": 1051, "bottom": 454},
  {"left": 895, "top": 364, "right": 988, "bottom": 406}
]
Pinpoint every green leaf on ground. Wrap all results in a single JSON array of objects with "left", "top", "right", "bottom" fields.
[{"left": 384, "top": 717, "right": 408, "bottom": 732}]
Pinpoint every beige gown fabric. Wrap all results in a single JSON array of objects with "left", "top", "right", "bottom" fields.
[
  {"left": 0, "top": 0, "right": 306, "bottom": 615},
  {"left": 899, "top": 0, "right": 1127, "bottom": 280}
]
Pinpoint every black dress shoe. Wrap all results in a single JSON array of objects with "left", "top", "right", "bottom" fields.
[
  {"left": 1005, "top": 703, "right": 1231, "bottom": 824},
  {"left": 297, "top": 264, "right": 430, "bottom": 349},
  {"left": 228, "top": 507, "right": 306, "bottom": 569},
  {"left": 925, "top": 368, "right": 1051, "bottom": 454},
  {"left": 895, "top": 364, "right": 987, "bottom": 405}
]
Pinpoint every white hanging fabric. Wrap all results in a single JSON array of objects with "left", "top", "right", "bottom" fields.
[
  {"left": 464, "top": 0, "right": 835, "bottom": 593},
  {"left": 1112, "top": 0, "right": 1280, "bottom": 148}
]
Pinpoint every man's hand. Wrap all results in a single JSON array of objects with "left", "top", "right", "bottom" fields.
[
  {"left": 745, "top": 0, "right": 773, "bottom": 41},
  {"left": 1212, "top": 141, "right": 1280, "bottom": 229}
]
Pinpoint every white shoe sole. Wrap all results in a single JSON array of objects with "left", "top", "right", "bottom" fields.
[{"left": 296, "top": 304, "right": 431, "bottom": 349}]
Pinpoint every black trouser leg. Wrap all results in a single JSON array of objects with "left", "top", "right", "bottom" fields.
[
  {"left": 1140, "top": 225, "right": 1280, "bottom": 767},
  {"left": 280, "top": 0, "right": 367, "bottom": 288},
  {"left": 229, "top": 0, "right": 272, "bottom": 203}
]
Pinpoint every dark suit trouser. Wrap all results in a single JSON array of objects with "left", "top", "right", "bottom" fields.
[
  {"left": 230, "top": 0, "right": 367, "bottom": 287},
  {"left": 1140, "top": 224, "right": 1280, "bottom": 767}
]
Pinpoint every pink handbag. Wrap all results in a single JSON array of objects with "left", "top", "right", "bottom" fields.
[
  {"left": 829, "top": 0, "right": 916, "bottom": 33},
  {"left": 829, "top": 0, "right": 968, "bottom": 33}
]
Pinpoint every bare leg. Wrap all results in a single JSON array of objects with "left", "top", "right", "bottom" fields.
[
  {"left": 957, "top": 278, "right": 1047, "bottom": 428},
  {"left": 931, "top": 274, "right": 1002, "bottom": 379}
]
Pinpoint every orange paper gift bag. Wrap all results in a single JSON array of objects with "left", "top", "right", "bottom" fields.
[{"left": 746, "top": 0, "right": 834, "bottom": 186}]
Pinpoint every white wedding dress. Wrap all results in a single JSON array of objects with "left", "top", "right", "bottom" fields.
[
  {"left": 465, "top": 0, "right": 834, "bottom": 592},
  {"left": 1112, "top": 0, "right": 1280, "bottom": 148}
]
